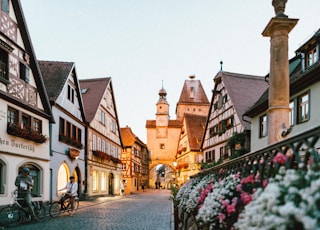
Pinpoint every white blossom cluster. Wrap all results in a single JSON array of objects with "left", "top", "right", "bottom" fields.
[
  {"left": 234, "top": 165, "right": 320, "bottom": 230},
  {"left": 176, "top": 177, "right": 202, "bottom": 210},
  {"left": 196, "top": 174, "right": 240, "bottom": 227},
  {"left": 185, "top": 174, "right": 215, "bottom": 214}
]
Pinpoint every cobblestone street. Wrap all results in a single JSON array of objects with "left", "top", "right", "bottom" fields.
[{"left": 7, "top": 189, "right": 173, "bottom": 230}]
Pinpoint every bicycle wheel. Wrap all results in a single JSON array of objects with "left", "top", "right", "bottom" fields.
[
  {"left": 34, "top": 205, "right": 46, "bottom": 219},
  {"left": 49, "top": 201, "right": 61, "bottom": 218},
  {"left": 0, "top": 205, "right": 23, "bottom": 227},
  {"left": 67, "top": 198, "right": 79, "bottom": 215}
]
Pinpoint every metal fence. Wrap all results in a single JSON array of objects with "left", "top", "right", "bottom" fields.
[{"left": 194, "top": 125, "right": 320, "bottom": 180}]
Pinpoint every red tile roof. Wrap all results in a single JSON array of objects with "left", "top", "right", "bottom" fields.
[
  {"left": 177, "top": 79, "right": 209, "bottom": 105},
  {"left": 79, "top": 78, "right": 111, "bottom": 122},
  {"left": 120, "top": 126, "right": 146, "bottom": 147},
  {"left": 184, "top": 113, "right": 207, "bottom": 150}
]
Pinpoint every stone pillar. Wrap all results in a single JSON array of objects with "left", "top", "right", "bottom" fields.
[{"left": 262, "top": 1, "right": 298, "bottom": 144}]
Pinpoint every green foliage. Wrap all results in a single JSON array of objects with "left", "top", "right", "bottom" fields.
[
  {"left": 201, "top": 158, "right": 223, "bottom": 170},
  {"left": 169, "top": 185, "right": 180, "bottom": 208}
]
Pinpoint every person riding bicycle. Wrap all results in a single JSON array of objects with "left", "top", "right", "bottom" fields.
[
  {"left": 14, "top": 167, "right": 38, "bottom": 221},
  {"left": 59, "top": 176, "right": 78, "bottom": 214}
]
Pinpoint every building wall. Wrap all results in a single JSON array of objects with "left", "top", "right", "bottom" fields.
[
  {"left": 250, "top": 82, "right": 320, "bottom": 152},
  {"left": 0, "top": 100, "right": 50, "bottom": 205},
  {"left": 49, "top": 105, "right": 85, "bottom": 201}
]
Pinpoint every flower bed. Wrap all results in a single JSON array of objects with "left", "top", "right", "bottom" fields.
[
  {"left": 175, "top": 153, "right": 320, "bottom": 229},
  {"left": 7, "top": 123, "right": 47, "bottom": 143}
]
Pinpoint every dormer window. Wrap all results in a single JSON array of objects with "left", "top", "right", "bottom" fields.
[{"left": 306, "top": 47, "right": 318, "bottom": 67}]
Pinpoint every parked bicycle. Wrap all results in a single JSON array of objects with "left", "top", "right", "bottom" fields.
[
  {"left": 49, "top": 193, "right": 79, "bottom": 217},
  {"left": 0, "top": 190, "right": 45, "bottom": 227}
]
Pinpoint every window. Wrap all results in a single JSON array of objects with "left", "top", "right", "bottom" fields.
[
  {"left": 59, "top": 117, "right": 82, "bottom": 145},
  {"left": 7, "top": 107, "right": 44, "bottom": 139},
  {"left": 205, "top": 150, "right": 215, "bottom": 162},
  {"left": 160, "top": 143, "right": 165, "bottom": 149},
  {"left": 306, "top": 47, "right": 318, "bottom": 67},
  {"left": 110, "top": 120, "right": 116, "bottom": 133},
  {"left": 223, "top": 94, "right": 228, "bottom": 103},
  {"left": 92, "top": 135, "right": 97, "bottom": 151},
  {"left": 7, "top": 107, "right": 18, "bottom": 125},
  {"left": 32, "top": 118, "right": 42, "bottom": 133},
  {"left": 226, "top": 116, "right": 234, "bottom": 129},
  {"left": 289, "top": 101, "right": 294, "bottom": 126},
  {"left": 101, "top": 172, "right": 106, "bottom": 191},
  {"left": 219, "top": 147, "right": 224, "bottom": 159},
  {"left": 19, "top": 62, "right": 30, "bottom": 83},
  {"left": 190, "top": 87, "right": 194, "bottom": 98},
  {"left": 67, "top": 85, "right": 75, "bottom": 103},
  {"left": 92, "top": 170, "right": 98, "bottom": 192},
  {"left": 297, "top": 92, "right": 309, "bottom": 123},
  {"left": 1, "top": 0, "right": 8, "bottom": 14},
  {"left": 99, "top": 110, "right": 105, "bottom": 125},
  {"left": 0, "top": 47, "right": 8, "bottom": 81},
  {"left": 22, "top": 114, "right": 31, "bottom": 129},
  {"left": 102, "top": 140, "right": 106, "bottom": 153},
  {"left": 259, "top": 114, "right": 268, "bottom": 138},
  {"left": 121, "top": 164, "right": 126, "bottom": 170},
  {"left": 0, "top": 160, "right": 6, "bottom": 194}
]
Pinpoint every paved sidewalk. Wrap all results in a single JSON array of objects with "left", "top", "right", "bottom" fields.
[{"left": 7, "top": 189, "right": 174, "bottom": 230}]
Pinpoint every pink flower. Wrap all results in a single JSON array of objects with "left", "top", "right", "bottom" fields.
[
  {"left": 240, "top": 192, "right": 252, "bottom": 205},
  {"left": 226, "top": 204, "right": 236, "bottom": 214},
  {"left": 273, "top": 153, "right": 287, "bottom": 165},
  {"left": 221, "top": 199, "right": 229, "bottom": 208},
  {"left": 240, "top": 175, "right": 255, "bottom": 184},
  {"left": 236, "top": 184, "right": 242, "bottom": 192},
  {"left": 218, "top": 213, "right": 226, "bottom": 222},
  {"left": 262, "top": 179, "right": 268, "bottom": 188}
]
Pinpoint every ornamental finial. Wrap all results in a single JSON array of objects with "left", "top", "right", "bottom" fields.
[{"left": 272, "top": 0, "right": 288, "bottom": 18}]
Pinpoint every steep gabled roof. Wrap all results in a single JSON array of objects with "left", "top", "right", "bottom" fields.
[
  {"left": 39, "top": 60, "right": 86, "bottom": 122},
  {"left": 184, "top": 113, "right": 207, "bottom": 150},
  {"left": 177, "top": 79, "right": 209, "bottom": 105},
  {"left": 120, "top": 126, "right": 146, "bottom": 147},
  {"left": 7, "top": 1, "right": 53, "bottom": 122},
  {"left": 79, "top": 77, "right": 111, "bottom": 123},
  {"left": 218, "top": 71, "right": 268, "bottom": 129},
  {"left": 38, "top": 61, "right": 74, "bottom": 101}
]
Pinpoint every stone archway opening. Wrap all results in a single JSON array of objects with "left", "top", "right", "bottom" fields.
[{"left": 149, "top": 163, "right": 176, "bottom": 190}]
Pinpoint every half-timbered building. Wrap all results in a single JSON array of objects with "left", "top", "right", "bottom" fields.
[
  {"left": 39, "top": 61, "right": 86, "bottom": 201},
  {"left": 120, "top": 126, "right": 150, "bottom": 194},
  {"left": 0, "top": 0, "right": 53, "bottom": 205},
  {"left": 80, "top": 78, "right": 123, "bottom": 197},
  {"left": 176, "top": 113, "right": 207, "bottom": 185},
  {"left": 201, "top": 71, "right": 268, "bottom": 164}
]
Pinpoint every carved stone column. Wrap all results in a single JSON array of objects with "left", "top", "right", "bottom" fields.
[{"left": 262, "top": 1, "right": 298, "bottom": 144}]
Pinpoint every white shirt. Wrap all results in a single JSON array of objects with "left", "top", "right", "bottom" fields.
[{"left": 61, "top": 182, "right": 78, "bottom": 196}]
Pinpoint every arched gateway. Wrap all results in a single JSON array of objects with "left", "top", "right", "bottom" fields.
[{"left": 146, "top": 77, "right": 210, "bottom": 188}]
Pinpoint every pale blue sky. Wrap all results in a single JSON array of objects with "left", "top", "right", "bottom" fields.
[{"left": 20, "top": 0, "right": 320, "bottom": 142}]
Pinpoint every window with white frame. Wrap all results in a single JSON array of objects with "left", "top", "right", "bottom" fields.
[
  {"left": 99, "top": 109, "right": 105, "bottom": 125},
  {"left": 93, "top": 134, "right": 97, "bottom": 151},
  {"left": 259, "top": 114, "right": 268, "bottom": 138},
  {"left": 297, "top": 92, "right": 309, "bottom": 123}
]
